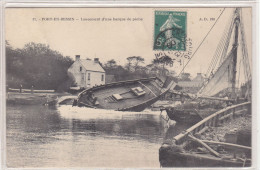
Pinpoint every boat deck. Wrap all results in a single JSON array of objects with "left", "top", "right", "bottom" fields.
[{"left": 78, "top": 80, "right": 163, "bottom": 110}]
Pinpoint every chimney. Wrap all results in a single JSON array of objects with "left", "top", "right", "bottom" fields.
[
  {"left": 94, "top": 58, "right": 99, "bottom": 63},
  {"left": 75, "top": 55, "right": 80, "bottom": 61}
]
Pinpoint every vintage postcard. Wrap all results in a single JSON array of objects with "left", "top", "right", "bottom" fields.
[{"left": 4, "top": 6, "right": 254, "bottom": 168}]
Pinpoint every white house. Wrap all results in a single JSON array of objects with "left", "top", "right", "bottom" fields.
[
  {"left": 177, "top": 73, "right": 207, "bottom": 93},
  {"left": 68, "top": 55, "right": 106, "bottom": 88}
]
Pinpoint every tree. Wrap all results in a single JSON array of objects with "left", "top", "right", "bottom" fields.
[
  {"left": 6, "top": 42, "right": 74, "bottom": 90},
  {"left": 6, "top": 41, "right": 24, "bottom": 76},
  {"left": 151, "top": 55, "right": 173, "bottom": 77},
  {"left": 152, "top": 58, "right": 160, "bottom": 66},
  {"left": 157, "top": 55, "right": 174, "bottom": 68},
  {"left": 105, "top": 59, "right": 117, "bottom": 68},
  {"left": 126, "top": 56, "right": 135, "bottom": 71},
  {"left": 126, "top": 56, "right": 145, "bottom": 71},
  {"left": 134, "top": 56, "right": 145, "bottom": 71}
]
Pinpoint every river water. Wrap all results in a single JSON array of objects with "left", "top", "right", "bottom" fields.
[{"left": 6, "top": 104, "right": 187, "bottom": 168}]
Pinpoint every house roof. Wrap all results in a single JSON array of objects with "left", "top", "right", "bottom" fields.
[{"left": 79, "top": 59, "right": 105, "bottom": 72}]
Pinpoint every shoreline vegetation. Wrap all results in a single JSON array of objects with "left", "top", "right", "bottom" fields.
[
  {"left": 6, "top": 41, "right": 74, "bottom": 91},
  {"left": 5, "top": 41, "right": 193, "bottom": 105},
  {"left": 6, "top": 41, "right": 189, "bottom": 92}
]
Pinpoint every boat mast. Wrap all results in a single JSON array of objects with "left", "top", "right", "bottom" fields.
[{"left": 231, "top": 8, "right": 240, "bottom": 99}]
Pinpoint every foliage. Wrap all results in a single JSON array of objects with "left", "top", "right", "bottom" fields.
[
  {"left": 104, "top": 55, "right": 176, "bottom": 82},
  {"left": 104, "top": 57, "right": 149, "bottom": 81},
  {"left": 6, "top": 42, "right": 74, "bottom": 90},
  {"left": 6, "top": 41, "right": 182, "bottom": 91},
  {"left": 153, "top": 55, "right": 174, "bottom": 68},
  {"left": 151, "top": 55, "right": 175, "bottom": 77},
  {"left": 126, "top": 56, "right": 145, "bottom": 71},
  {"left": 104, "top": 64, "right": 149, "bottom": 82},
  {"left": 104, "top": 59, "right": 117, "bottom": 68}
]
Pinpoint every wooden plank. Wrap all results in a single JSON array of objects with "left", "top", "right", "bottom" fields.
[
  {"left": 198, "top": 95, "right": 235, "bottom": 102},
  {"left": 234, "top": 109, "right": 248, "bottom": 115},
  {"left": 195, "top": 126, "right": 209, "bottom": 137},
  {"left": 188, "top": 134, "right": 220, "bottom": 158},
  {"left": 219, "top": 112, "right": 233, "bottom": 121},
  {"left": 201, "top": 140, "right": 251, "bottom": 150},
  {"left": 138, "top": 81, "right": 157, "bottom": 97}
]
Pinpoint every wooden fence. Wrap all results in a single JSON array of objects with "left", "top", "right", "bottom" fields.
[{"left": 8, "top": 88, "right": 55, "bottom": 93}]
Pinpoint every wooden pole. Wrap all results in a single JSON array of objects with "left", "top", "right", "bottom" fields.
[
  {"left": 201, "top": 140, "right": 251, "bottom": 150},
  {"left": 188, "top": 134, "right": 220, "bottom": 158}
]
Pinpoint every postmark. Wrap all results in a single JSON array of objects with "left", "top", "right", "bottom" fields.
[
  {"left": 153, "top": 37, "right": 193, "bottom": 68},
  {"left": 153, "top": 11, "right": 187, "bottom": 51}
]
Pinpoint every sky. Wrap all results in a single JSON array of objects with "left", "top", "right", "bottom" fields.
[{"left": 5, "top": 7, "right": 252, "bottom": 79}]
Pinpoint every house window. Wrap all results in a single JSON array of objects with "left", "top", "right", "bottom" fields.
[
  {"left": 101, "top": 74, "right": 104, "bottom": 81},
  {"left": 80, "top": 67, "right": 82, "bottom": 72},
  {"left": 88, "top": 73, "right": 90, "bottom": 80}
]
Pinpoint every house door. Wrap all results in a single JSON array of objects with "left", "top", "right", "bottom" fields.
[{"left": 81, "top": 73, "right": 85, "bottom": 87}]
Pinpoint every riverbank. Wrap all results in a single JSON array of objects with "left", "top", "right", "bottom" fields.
[{"left": 6, "top": 92, "right": 76, "bottom": 105}]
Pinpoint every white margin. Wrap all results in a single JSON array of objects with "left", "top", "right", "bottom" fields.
[{"left": 1, "top": 1, "right": 259, "bottom": 170}]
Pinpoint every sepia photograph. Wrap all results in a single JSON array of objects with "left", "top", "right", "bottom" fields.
[{"left": 4, "top": 6, "right": 254, "bottom": 168}]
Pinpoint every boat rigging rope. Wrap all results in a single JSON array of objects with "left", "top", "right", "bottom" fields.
[
  {"left": 237, "top": 57, "right": 242, "bottom": 87},
  {"left": 206, "top": 9, "right": 235, "bottom": 78},
  {"left": 240, "top": 33, "right": 250, "bottom": 87},
  {"left": 237, "top": 10, "right": 251, "bottom": 97},
  {"left": 240, "top": 10, "right": 251, "bottom": 81},
  {"left": 219, "top": 10, "right": 236, "bottom": 64},
  {"left": 197, "top": 9, "right": 235, "bottom": 94},
  {"left": 205, "top": 24, "right": 229, "bottom": 77},
  {"left": 177, "top": 8, "right": 226, "bottom": 76},
  {"left": 205, "top": 28, "right": 227, "bottom": 76}
]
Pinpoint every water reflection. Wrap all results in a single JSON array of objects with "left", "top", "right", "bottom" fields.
[
  {"left": 57, "top": 106, "right": 166, "bottom": 143},
  {"left": 6, "top": 105, "right": 171, "bottom": 168}
]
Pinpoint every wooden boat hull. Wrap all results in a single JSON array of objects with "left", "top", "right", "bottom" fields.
[
  {"left": 159, "top": 145, "right": 251, "bottom": 167},
  {"left": 159, "top": 102, "right": 251, "bottom": 168},
  {"left": 120, "top": 92, "right": 166, "bottom": 112},
  {"left": 165, "top": 108, "right": 203, "bottom": 125},
  {"left": 77, "top": 77, "right": 174, "bottom": 112},
  {"left": 164, "top": 107, "right": 217, "bottom": 125}
]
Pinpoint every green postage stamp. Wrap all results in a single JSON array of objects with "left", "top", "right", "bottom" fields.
[{"left": 154, "top": 11, "right": 187, "bottom": 51}]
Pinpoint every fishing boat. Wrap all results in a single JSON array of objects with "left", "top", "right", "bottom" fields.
[
  {"left": 161, "top": 100, "right": 223, "bottom": 124},
  {"left": 161, "top": 94, "right": 238, "bottom": 124},
  {"left": 161, "top": 8, "right": 251, "bottom": 124},
  {"left": 74, "top": 77, "right": 175, "bottom": 112},
  {"left": 159, "top": 101, "right": 251, "bottom": 167}
]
